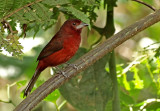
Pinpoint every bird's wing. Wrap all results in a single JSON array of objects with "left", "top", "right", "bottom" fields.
[{"left": 37, "top": 34, "right": 64, "bottom": 61}]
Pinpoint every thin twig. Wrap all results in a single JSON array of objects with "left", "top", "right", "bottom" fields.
[
  {"left": 132, "top": 0, "right": 156, "bottom": 11},
  {"left": 2, "top": 20, "right": 14, "bottom": 34},
  {"left": 14, "top": 9, "right": 160, "bottom": 111},
  {"left": 0, "top": 0, "right": 43, "bottom": 22}
]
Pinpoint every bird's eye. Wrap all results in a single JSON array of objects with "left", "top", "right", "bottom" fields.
[{"left": 72, "top": 23, "right": 76, "bottom": 25}]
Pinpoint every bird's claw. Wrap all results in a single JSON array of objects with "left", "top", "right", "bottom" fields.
[
  {"left": 65, "top": 63, "right": 78, "bottom": 70},
  {"left": 57, "top": 70, "right": 69, "bottom": 78},
  {"left": 61, "top": 71, "right": 69, "bottom": 78},
  {"left": 55, "top": 63, "right": 78, "bottom": 78}
]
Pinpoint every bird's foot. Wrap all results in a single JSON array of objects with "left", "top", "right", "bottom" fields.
[
  {"left": 57, "top": 70, "right": 69, "bottom": 78},
  {"left": 54, "top": 63, "right": 78, "bottom": 78},
  {"left": 65, "top": 63, "right": 78, "bottom": 70},
  {"left": 55, "top": 66, "right": 69, "bottom": 78}
]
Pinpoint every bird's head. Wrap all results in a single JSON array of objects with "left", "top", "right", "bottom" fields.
[{"left": 61, "top": 19, "right": 88, "bottom": 34}]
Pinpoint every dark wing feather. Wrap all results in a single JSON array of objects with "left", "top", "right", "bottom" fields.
[{"left": 37, "top": 34, "right": 63, "bottom": 61}]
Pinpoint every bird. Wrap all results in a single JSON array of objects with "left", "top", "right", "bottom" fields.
[{"left": 24, "top": 19, "right": 88, "bottom": 97}]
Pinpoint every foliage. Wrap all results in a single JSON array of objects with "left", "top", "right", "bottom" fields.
[
  {"left": 0, "top": 34, "right": 23, "bottom": 59},
  {"left": 0, "top": 0, "right": 100, "bottom": 58},
  {"left": 116, "top": 45, "right": 160, "bottom": 111},
  {"left": 59, "top": 48, "right": 112, "bottom": 111},
  {"left": 1, "top": 0, "right": 160, "bottom": 111}
]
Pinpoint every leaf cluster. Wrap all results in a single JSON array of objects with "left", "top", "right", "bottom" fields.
[{"left": 0, "top": 0, "right": 101, "bottom": 58}]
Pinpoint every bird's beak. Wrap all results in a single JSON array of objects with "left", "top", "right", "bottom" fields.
[{"left": 76, "top": 22, "right": 88, "bottom": 29}]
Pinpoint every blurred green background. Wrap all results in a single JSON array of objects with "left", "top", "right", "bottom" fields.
[{"left": 0, "top": 0, "right": 160, "bottom": 111}]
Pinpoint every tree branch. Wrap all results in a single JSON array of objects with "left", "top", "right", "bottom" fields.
[
  {"left": 132, "top": 0, "right": 156, "bottom": 11},
  {"left": 1, "top": 20, "right": 17, "bottom": 35},
  {"left": 14, "top": 9, "right": 160, "bottom": 111}
]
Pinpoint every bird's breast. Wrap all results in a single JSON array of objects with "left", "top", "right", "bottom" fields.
[
  {"left": 42, "top": 35, "right": 81, "bottom": 67},
  {"left": 63, "top": 35, "right": 81, "bottom": 54}
]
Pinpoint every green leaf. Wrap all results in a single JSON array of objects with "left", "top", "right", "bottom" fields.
[
  {"left": 32, "top": 3, "right": 52, "bottom": 22},
  {"left": 63, "top": 6, "right": 90, "bottom": 27},
  {"left": 42, "top": 0, "right": 70, "bottom": 6},
  {"left": 44, "top": 89, "right": 61, "bottom": 104},
  {"left": 131, "top": 67, "right": 144, "bottom": 89},
  {"left": 0, "top": 0, "right": 14, "bottom": 17},
  {"left": 122, "top": 74, "right": 131, "bottom": 90},
  {"left": 81, "top": 0, "right": 96, "bottom": 6},
  {"left": 145, "top": 102, "right": 160, "bottom": 110},
  {"left": 59, "top": 48, "right": 112, "bottom": 111},
  {"left": 24, "top": 8, "right": 41, "bottom": 22},
  {"left": 120, "top": 91, "right": 135, "bottom": 105},
  {"left": 16, "top": 80, "right": 27, "bottom": 89}
]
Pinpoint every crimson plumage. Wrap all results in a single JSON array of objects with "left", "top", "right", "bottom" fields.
[{"left": 24, "top": 19, "right": 88, "bottom": 97}]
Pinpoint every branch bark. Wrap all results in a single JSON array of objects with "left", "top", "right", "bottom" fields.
[{"left": 14, "top": 9, "right": 160, "bottom": 111}]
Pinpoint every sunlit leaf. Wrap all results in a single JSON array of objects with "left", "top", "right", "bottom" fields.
[
  {"left": 16, "top": 80, "right": 27, "bottom": 89},
  {"left": 45, "top": 89, "right": 61, "bottom": 104}
]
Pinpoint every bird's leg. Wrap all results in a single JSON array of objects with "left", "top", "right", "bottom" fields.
[
  {"left": 54, "top": 66, "right": 68, "bottom": 78},
  {"left": 53, "top": 63, "right": 78, "bottom": 78},
  {"left": 65, "top": 62, "right": 78, "bottom": 70},
  {"left": 58, "top": 70, "right": 68, "bottom": 78}
]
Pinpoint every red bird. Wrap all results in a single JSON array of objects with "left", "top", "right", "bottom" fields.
[{"left": 24, "top": 19, "right": 88, "bottom": 97}]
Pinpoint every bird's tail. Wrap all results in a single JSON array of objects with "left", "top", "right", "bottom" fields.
[{"left": 23, "top": 68, "right": 41, "bottom": 97}]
